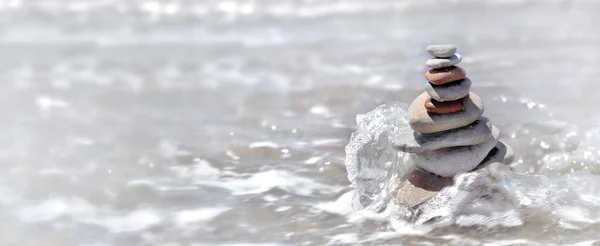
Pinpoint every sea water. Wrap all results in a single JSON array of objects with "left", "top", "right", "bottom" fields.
[{"left": 1, "top": 0, "right": 600, "bottom": 245}]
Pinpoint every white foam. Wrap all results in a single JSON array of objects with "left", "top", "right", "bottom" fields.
[
  {"left": 197, "top": 170, "right": 343, "bottom": 196},
  {"left": 327, "top": 233, "right": 359, "bottom": 245},
  {"left": 312, "top": 139, "right": 344, "bottom": 146},
  {"left": 249, "top": 141, "right": 279, "bottom": 149},
  {"left": 85, "top": 209, "right": 163, "bottom": 233},
  {"left": 18, "top": 197, "right": 96, "bottom": 223},
  {"left": 563, "top": 241, "right": 598, "bottom": 246},
  {"left": 174, "top": 207, "right": 230, "bottom": 226},
  {"left": 315, "top": 190, "right": 355, "bottom": 215},
  {"left": 170, "top": 159, "right": 221, "bottom": 179}
]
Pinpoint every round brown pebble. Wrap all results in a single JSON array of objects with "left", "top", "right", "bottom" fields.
[
  {"left": 425, "top": 66, "right": 466, "bottom": 85},
  {"left": 424, "top": 95, "right": 470, "bottom": 114}
]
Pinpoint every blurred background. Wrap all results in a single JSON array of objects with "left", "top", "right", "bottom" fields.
[{"left": 1, "top": 0, "right": 600, "bottom": 245}]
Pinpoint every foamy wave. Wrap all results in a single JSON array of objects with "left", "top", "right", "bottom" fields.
[{"left": 196, "top": 170, "right": 344, "bottom": 196}]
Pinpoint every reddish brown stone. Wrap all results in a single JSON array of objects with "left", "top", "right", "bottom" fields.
[
  {"left": 425, "top": 66, "right": 466, "bottom": 85},
  {"left": 424, "top": 95, "right": 470, "bottom": 114}
]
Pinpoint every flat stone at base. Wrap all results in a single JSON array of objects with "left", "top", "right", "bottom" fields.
[
  {"left": 395, "top": 179, "right": 439, "bottom": 208},
  {"left": 395, "top": 141, "right": 513, "bottom": 209},
  {"left": 426, "top": 54, "right": 462, "bottom": 69},
  {"left": 393, "top": 117, "right": 494, "bottom": 153},
  {"left": 426, "top": 78, "right": 472, "bottom": 102},
  {"left": 412, "top": 126, "right": 500, "bottom": 177},
  {"left": 395, "top": 168, "right": 454, "bottom": 208},
  {"left": 409, "top": 92, "right": 484, "bottom": 134}
]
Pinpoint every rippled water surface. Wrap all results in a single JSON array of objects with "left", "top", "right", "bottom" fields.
[{"left": 2, "top": 0, "right": 600, "bottom": 245}]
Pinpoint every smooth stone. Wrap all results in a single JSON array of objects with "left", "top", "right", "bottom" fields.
[
  {"left": 424, "top": 95, "right": 470, "bottom": 114},
  {"left": 395, "top": 168, "right": 454, "bottom": 208},
  {"left": 426, "top": 78, "right": 471, "bottom": 102},
  {"left": 425, "top": 66, "right": 466, "bottom": 85},
  {"left": 412, "top": 126, "right": 500, "bottom": 177},
  {"left": 393, "top": 117, "right": 494, "bottom": 153},
  {"left": 426, "top": 44, "right": 457, "bottom": 58},
  {"left": 426, "top": 54, "right": 462, "bottom": 69},
  {"left": 408, "top": 91, "right": 484, "bottom": 134},
  {"left": 475, "top": 140, "right": 515, "bottom": 170}
]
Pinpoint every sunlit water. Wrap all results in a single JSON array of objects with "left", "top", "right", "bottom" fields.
[{"left": 1, "top": 0, "right": 600, "bottom": 245}]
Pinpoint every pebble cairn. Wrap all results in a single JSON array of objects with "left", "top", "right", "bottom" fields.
[{"left": 393, "top": 44, "right": 514, "bottom": 208}]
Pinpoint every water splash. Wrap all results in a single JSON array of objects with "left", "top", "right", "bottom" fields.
[
  {"left": 344, "top": 103, "right": 413, "bottom": 212},
  {"left": 344, "top": 98, "right": 600, "bottom": 238}
]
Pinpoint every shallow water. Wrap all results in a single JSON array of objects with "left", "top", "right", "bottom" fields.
[{"left": 1, "top": 0, "right": 600, "bottom": 245}]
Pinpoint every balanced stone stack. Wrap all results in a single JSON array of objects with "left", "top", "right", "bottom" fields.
[{"left": 393, "top": 45, "right": 514, "bottom": 208}]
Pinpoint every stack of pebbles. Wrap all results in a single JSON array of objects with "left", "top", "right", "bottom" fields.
[{"left": 393, "top": 44, "right": 514, "bottom": 208}]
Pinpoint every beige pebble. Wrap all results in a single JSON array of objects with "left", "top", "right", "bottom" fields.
[{"left": 408, "top": 92, "right": 484, "bottom": 134}]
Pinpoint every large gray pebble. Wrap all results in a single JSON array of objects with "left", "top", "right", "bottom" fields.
[
  {"left": 426, "top": 44, "right": 457, "bottom": 58},
  {"left": 411, "top": 126, "right": 500, "bottom": 177},
  {"left": 426, "top": 54, "right": 462, "bottom": 69}
]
